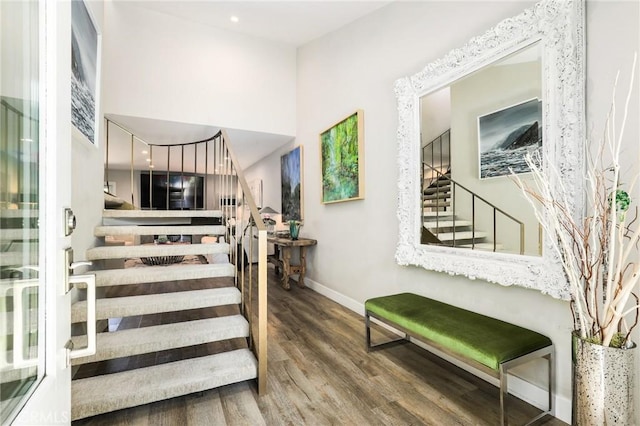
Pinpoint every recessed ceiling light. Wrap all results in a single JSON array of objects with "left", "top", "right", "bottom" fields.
[
  {"left": 230, "top": 16, "right": 239, "bottom": 23},
  {"left": 146, "top": 158, "right": 151, "bottom": 162},
  {"left": 149, "top": 164, "right": 155, "bottom": 169},
  {"left": 142, "top": 150, "right": 148, "bottom": 154}
]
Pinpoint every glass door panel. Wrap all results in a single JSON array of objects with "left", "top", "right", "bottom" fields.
[{"left": 0, "top": 1, "right": 43, "bottom": 423}]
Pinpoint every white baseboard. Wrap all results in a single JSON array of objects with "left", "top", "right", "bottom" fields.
[{"left": 303, "top": 277, "right": 572, "bottom": 424}]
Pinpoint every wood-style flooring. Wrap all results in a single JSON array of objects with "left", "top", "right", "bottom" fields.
[{"left": 73, "top": 266, "right": 567, "bottom": 426}]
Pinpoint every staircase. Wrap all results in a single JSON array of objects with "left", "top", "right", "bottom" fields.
[
  {"left": 422, "top": 170, "right": 498, "bottom": 250},
  {"left": 70, "top": 209, "right": 256, "bottom": 420},
  {"left": 70, "top": 127, "right": 268, "bottom": 421}
]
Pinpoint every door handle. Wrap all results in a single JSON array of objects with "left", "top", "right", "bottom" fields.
[
  {"left": 6, "top": 278, "right": 40, "bottom": 369},
  {"left": 67, "top": 274, "right": 97, "bottom": 360}
]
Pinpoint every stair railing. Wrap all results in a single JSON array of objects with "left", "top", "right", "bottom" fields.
[
  {"left": 422, "top": 130, "right": 451, "bottom": 232},
  {"left": 422, "top": 129, "right": 450, "bottom": 188},
  {"left": 423, "top": 163, "right": 525, "bottom": 254},
  {"left": 103, "top": 119, "right": 268, "bottom": 394}
]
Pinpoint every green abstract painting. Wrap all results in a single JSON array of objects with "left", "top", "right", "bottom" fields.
[{"left": 320, "top": 110, "right": 364, "bottom": 203}]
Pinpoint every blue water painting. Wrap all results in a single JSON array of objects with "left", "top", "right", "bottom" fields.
[
  {"left": 71, "top": 1, "right": 97, "bottom": 144},
  {"left": 478, "top": 98, "right": 542, "bottom": 179}
]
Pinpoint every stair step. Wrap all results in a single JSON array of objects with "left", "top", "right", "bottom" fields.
[
  {"left": 0, "top": 229, "right": 38, "bottom": 241},
  {"left": 423, "top": 192, "right": 450, "bottom": 201},
  {"left": 94, "top": 224, "right": 225, "bottom": 237},
  {"left": 0, "top": 251, "right": 38, "bottom": 267},
  {"left": 422, "top": 211, "right": 454, "bottom": 219},
  {"left": 71, "top": 315, "right": 249, "bottom": 365},
  {"left": 86, "top": 242, "right": 229, "bottom": 260},
  {"left": 424, "top": 220, "right": 472, "bottom": 229},
  {"left": 102, "top": 210, "right": 222, "bottom": 219},
  {"left": 72, "top": 287, "right": 240, "bottom": 322},
  {"left": 94, "top": 263, "right": 235, "bottom": 287},
  {"left": 71, "top": 348, "right": 257, "bottom": 420},
  {"left": 435, "top": 231, "right": 487, "bottom": 242},
  {"left": 423, "top": 178, "right": 451, "bottom": 187},
  {"left": 423, "top": 201, "right": 451, "bottom": 208},
  {"left": 423, "top": 185, "right": 451, "bottom": 195},
  {"left": 457, "top": 242, "right": 504, "bottom": 251},
  {"left": 0, "top": 210, "right": 39, "bottom": 218}
]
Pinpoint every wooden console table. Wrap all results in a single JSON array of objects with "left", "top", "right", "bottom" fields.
[{"left": 267, "top": 236, "right": 317, "bottom": 290}]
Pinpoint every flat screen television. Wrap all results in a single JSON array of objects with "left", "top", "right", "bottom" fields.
[{"left": 140, "top": 172, "right": 204, "bottom": 210}]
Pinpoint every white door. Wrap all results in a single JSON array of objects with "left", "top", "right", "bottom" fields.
[{"left": 2, "top": 1, "right": 75, "bottom": 423}]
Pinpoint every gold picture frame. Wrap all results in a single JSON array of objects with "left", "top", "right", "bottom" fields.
[{"left": 320, "top": 110, "right": 365, "bottom": 204}]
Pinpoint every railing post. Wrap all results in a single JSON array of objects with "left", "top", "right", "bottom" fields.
[
  {"left": 130, "top": 133, "right": 134, "bottom": 205},
  {"left": 257, "top": 228, "right": 267, "bottom": 395}
]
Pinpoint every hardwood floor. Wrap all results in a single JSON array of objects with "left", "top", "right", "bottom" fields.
[{"left": 73, "top": 266, "right": 567, "bottom": 426}]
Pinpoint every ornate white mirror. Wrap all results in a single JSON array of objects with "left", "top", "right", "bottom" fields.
[{"left": 395, "top": 0, "right": 584, "bottom": 298}]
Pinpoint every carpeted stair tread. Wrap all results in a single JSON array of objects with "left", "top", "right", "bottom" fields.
[
  {"left": 458, "top": 242, "right": 504, "bottom": 251},
  {"left": 0, "top": 250, "right": 38, "bottom": 267},
  {"left": 1, "top": 228, "right": 38, "bottom": 241},
  {"left": 422, "top": 211, "right": 454, "bottom": 218},
  {"left": 423, "top": 220, "right": 472, "bottom": 229},
  {"left": 71, "top": 315, "right": 249, "bottom": 365},
  {"left": 94, "top": 263, "right": 235, "bottom": 286},
  {"left": 102, "top": 210, "right": 223, "bottom": 218},
  {"left": 95, "top": 224, "right": 225, "bottom": 237},
  {"left": 71, "top": 348, "right": 257, "bottom": 420},
  {"left": 71, "top": 287, "right": 241, "bottom": 322},
  {"left": 436, "top": 230, "right": 487, "bottom": 242},
  {"left": 86, "top": 242, "right": 229, "bottom": 260}
]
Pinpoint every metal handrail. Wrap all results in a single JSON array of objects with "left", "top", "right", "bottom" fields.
[
  {"left": 422, "top": 129, "right": 450, "bottom": 188},
  {"left": 103, "top": 118, "right": 268, "bottom": 394},
  {"left": 423, "top": 162, "right": 525, "bottom": 254}
]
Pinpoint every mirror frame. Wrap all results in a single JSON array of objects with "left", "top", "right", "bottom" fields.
[{"left": 395, "top": 0, "right": 584, "bottom": 299}]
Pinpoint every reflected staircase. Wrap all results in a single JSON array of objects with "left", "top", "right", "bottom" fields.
[
  {"left": 421, "top": 170, "right": 497, "bottom": 250},
  {"left": 421, "top": 129, "right": 522, "bottom": 252}
]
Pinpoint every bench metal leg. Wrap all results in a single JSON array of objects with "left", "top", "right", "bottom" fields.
[
  {"left": 499, "top": 347, "right": 554, "bottom": 426},
  {"left": 365, "top": 311, "right": 409, "bottom": 352}
]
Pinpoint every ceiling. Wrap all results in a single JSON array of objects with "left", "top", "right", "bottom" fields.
[
  {"left": 123, "top": 1, "right": 392, "bottom": 47},
  {"left": 107, "top": 1, "right": 392, "bottom": 171}
]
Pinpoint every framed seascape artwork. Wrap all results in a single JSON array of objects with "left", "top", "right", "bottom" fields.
[
  {"left": 71, "top": 0, "right": 100, "bottom": 144},
  {"left": 281, "top": 146, "right": 303, "bottom": 221},
  {"left": 320, "top": 110, "right": 365, "bottom": 203},
  {"left": 478, "top": 98, "right": 542, "bottom": 179}
]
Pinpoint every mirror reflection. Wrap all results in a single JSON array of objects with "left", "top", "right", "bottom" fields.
[{"left": 419, "top": 42, "right": 542, "bottom": 256}]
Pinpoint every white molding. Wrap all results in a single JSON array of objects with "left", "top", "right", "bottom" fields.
[
  {"left": 303, "top": 277, "right": 571, "bottom": 423},
  {"left": 395, "top": 0, "right": 585, "bottom": 299}
]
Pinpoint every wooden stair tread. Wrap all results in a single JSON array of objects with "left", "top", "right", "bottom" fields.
[{"left": 71, "top": 348, "right": 257, "bottom": 420}]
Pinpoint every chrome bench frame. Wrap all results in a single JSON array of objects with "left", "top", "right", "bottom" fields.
[{"left": 365, "top": 310, "right": 554, "bottom": 426}]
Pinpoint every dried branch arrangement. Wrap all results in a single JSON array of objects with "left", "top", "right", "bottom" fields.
[{"left": 514, "top": 55, "right": 638, "bottom": 348}]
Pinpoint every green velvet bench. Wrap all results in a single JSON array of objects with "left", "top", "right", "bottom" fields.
[{"left": 365, "top": 293, "right": 553, "bottom": 426}]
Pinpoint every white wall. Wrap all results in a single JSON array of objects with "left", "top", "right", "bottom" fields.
[
  {"left": 101, "top": 0, "right": 296, "bottom": 137},
  {"left": 247, "top": 1, "right": 639, "bottom": 423}
]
